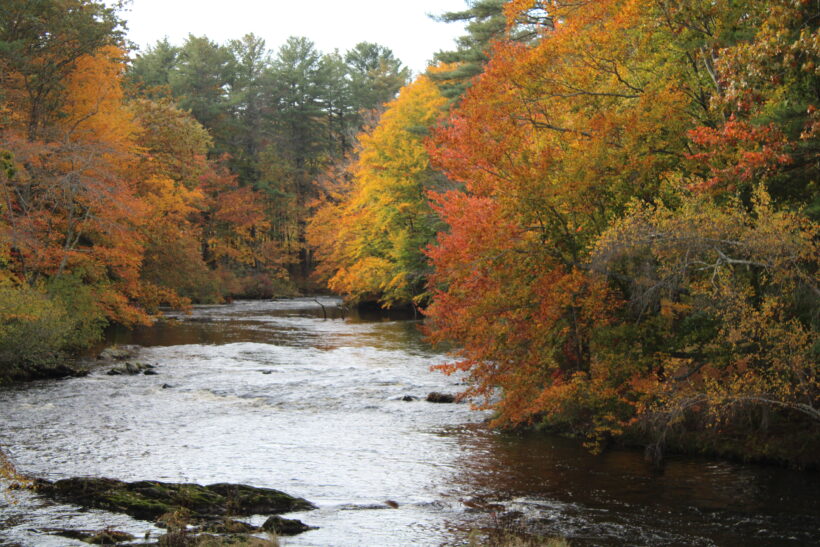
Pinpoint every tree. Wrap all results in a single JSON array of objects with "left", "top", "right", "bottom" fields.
[
  {"left": 266, "top": 36, "right": 334, "bottom": 280},
  {"left": 269, "top": 36, "right": 329, "bottom": 176},
  {"left": 424, "top": 0, "right": 819, "bottom": 450},
  {"left": 123, "top": 34, "right": 414, "bottom": 286},
  {"left": 683, "top": 0, "right": 820, "bottom": 214},
  {"left": 130, "top": 97, "right": 220, "bottom": 306},
  {"left": 345, "top": 42, "right": 410, "bottom": 115},
  {"left": 170, "top": 35, "right": 236, "bottom": 156},
  {"left": 2, "top": 46, "right": 149, "bottom": 325},
  {"left": 126, "top": 38, "right": 180, "bottom": 98},
  {"left": 226, "top": 34, "right": 272, "bottom": 185},
  {"left": 0, "top": 0, "right": 124, "bottom": 140},
  {"left": 430, "top": 0, "right": 549, "bottom": 98},
  {"left": 309, "top": 74, "right": 449, "bottom": 307},
  {"left": 590, "top": 187, "right": 819, "bottom": 435},
  {"left": 320, "top": 50, "right": 355, "bottom": 157}
]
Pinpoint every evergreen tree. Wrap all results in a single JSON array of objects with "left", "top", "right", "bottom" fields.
[
  {"left": 126, "top": 38, "right": 180, "bottom": 97},
  {"left": 170, "top": 35, "right": 236, "bottom": 156},
  {"left": 227, "top": 33, "right": 272, "bottom": 184},
  {"left": 430, "top": 0, "right": 548, "bottom": 99},
  {"left": 345, "top": 42, "right": 410, "bottom": 115}
]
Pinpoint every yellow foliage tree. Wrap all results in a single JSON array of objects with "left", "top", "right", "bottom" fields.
[{"left": 308, "top": 73, "right": 448, "bottom": 307}]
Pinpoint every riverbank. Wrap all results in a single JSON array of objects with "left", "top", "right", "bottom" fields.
[
  {"left": 529, "top": 408, "right": 820, "bottom": 471},
  {"left": 652, "top": 418, "right": 820, "bottom": 470},
  {"left": 0, "top": 362, "right": 89, "bottom": 384}
]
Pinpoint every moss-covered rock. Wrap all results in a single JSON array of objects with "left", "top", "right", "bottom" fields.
[
  {"left": 206, "top": 483, "right": 314, "bottom": 515},
  {"left": 34, "top": 477, "right": 315, "bottom": 521},
  {"left": 42, "top": 528, "right": 135, "bottom": 544},
  {"left": 98, "top": 346, "right": 140, "bottom": 362},
  {"left": 197, "top": 519, "right": 257, "bottom": 534}
]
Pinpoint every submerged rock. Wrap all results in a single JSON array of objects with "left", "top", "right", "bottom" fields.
[
  {"left": 34, "top": 477, "right": 316, "bottom": 521},
  {"left": 426, "top": 392, "right": 456, "bottom": 403},
  {"left": 400, "top": 395, "right": 418, "bottom": 402}
]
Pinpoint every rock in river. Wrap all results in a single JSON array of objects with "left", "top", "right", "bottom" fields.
[
  {"left": 98, "top": 346, "right": 140, "bottom": 362},
  {"left": 42, "top": 528, "right": 135, "bottom": 544},
  {"left": 426, "top": 392, "right": 456, "bottom": 403},
  {"left": 106, "top": 362, "right": 155, "bottom": 376},
  {"left": 33, "top": 477, "right": 316, "bottom": 521},
  {"left": 9, "top": 363, "right": 89, "bottom": 381},
  {"left": 261, "top": 515, "right": 316, "bottom": 536}
]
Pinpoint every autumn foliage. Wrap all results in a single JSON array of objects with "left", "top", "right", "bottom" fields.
[
  {"left": 307, "top": 73, "right": 449, "bottom": 307},
  {"left": 0, "top": 2, "right": 287, "bottom": 374},
  {"left": 1, "top": 0, "right": 818, "bottom": 461},
  {"left": 414, "top": 0, "right": 820, "bottom": 458}
]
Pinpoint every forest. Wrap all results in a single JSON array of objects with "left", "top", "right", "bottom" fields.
[{"left": 1, "top": 0, "right": 819, "bottom": 465}]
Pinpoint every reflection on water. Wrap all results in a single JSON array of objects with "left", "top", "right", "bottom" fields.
[
  {"left": 0, "top": 298, "right": 818, "bottom": 546},
  {"left": 447, "top": 430, "right": 820, "bottom": 545}
]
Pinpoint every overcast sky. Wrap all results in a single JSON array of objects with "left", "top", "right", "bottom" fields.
[{"left": 118, "top": 0, "right": 469, "bottom": 74}]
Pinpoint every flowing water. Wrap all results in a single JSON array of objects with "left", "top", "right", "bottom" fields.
[{"left": 0, "top": 298, "right": 818, "bottom": 546}]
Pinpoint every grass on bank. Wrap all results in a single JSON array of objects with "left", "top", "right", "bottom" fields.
[{"left": 468, "top": 529, "right": 571, "bottom": 547}]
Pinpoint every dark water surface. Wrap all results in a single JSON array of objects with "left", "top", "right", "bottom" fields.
[{"left": 0, "top": 298, "right": 818, "bottom": 546}]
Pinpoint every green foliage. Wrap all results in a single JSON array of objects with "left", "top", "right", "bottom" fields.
[
  {"left": 46, "top": 274, "right": 108, "bottom": 350},
  {"left": 431, "top": 0, "right": 508, "bottom": 93},
  {"left": 430, "top": 0, "right": 548, "bottom": 99},
  {"left": 0, "top": 284, "right": 72, "bottom": 373},
  {"left": 226, "top": 33, "right": 272, "bottom": 183},
  {"left": 171, "top": 35, "right": 237, "bottom": 156},
  {"left": 127, "top": 38, "right": 180, "bottom": 97},
  {"left": 345, "top": 42, "right": 411, "bottom": 115}
]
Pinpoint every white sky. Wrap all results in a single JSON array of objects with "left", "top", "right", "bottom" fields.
[{"left": 118, "top": 0, "right": 469, "bottom": 74}]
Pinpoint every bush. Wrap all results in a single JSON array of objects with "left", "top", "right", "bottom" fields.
[
  {"left": 46, "top": 274, "right": 108, "bottom": 351},
  {"left": 0, "top": 284, "right": 73, "bottom": 375}
]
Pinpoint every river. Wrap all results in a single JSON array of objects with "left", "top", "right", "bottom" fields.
[{"left": 0, "top": 298, "right": 818, "bottom": 546}]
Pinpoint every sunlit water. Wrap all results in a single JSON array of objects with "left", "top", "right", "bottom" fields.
[{"left": 0, "top": 298, "right": 818, "bottom": 546}]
